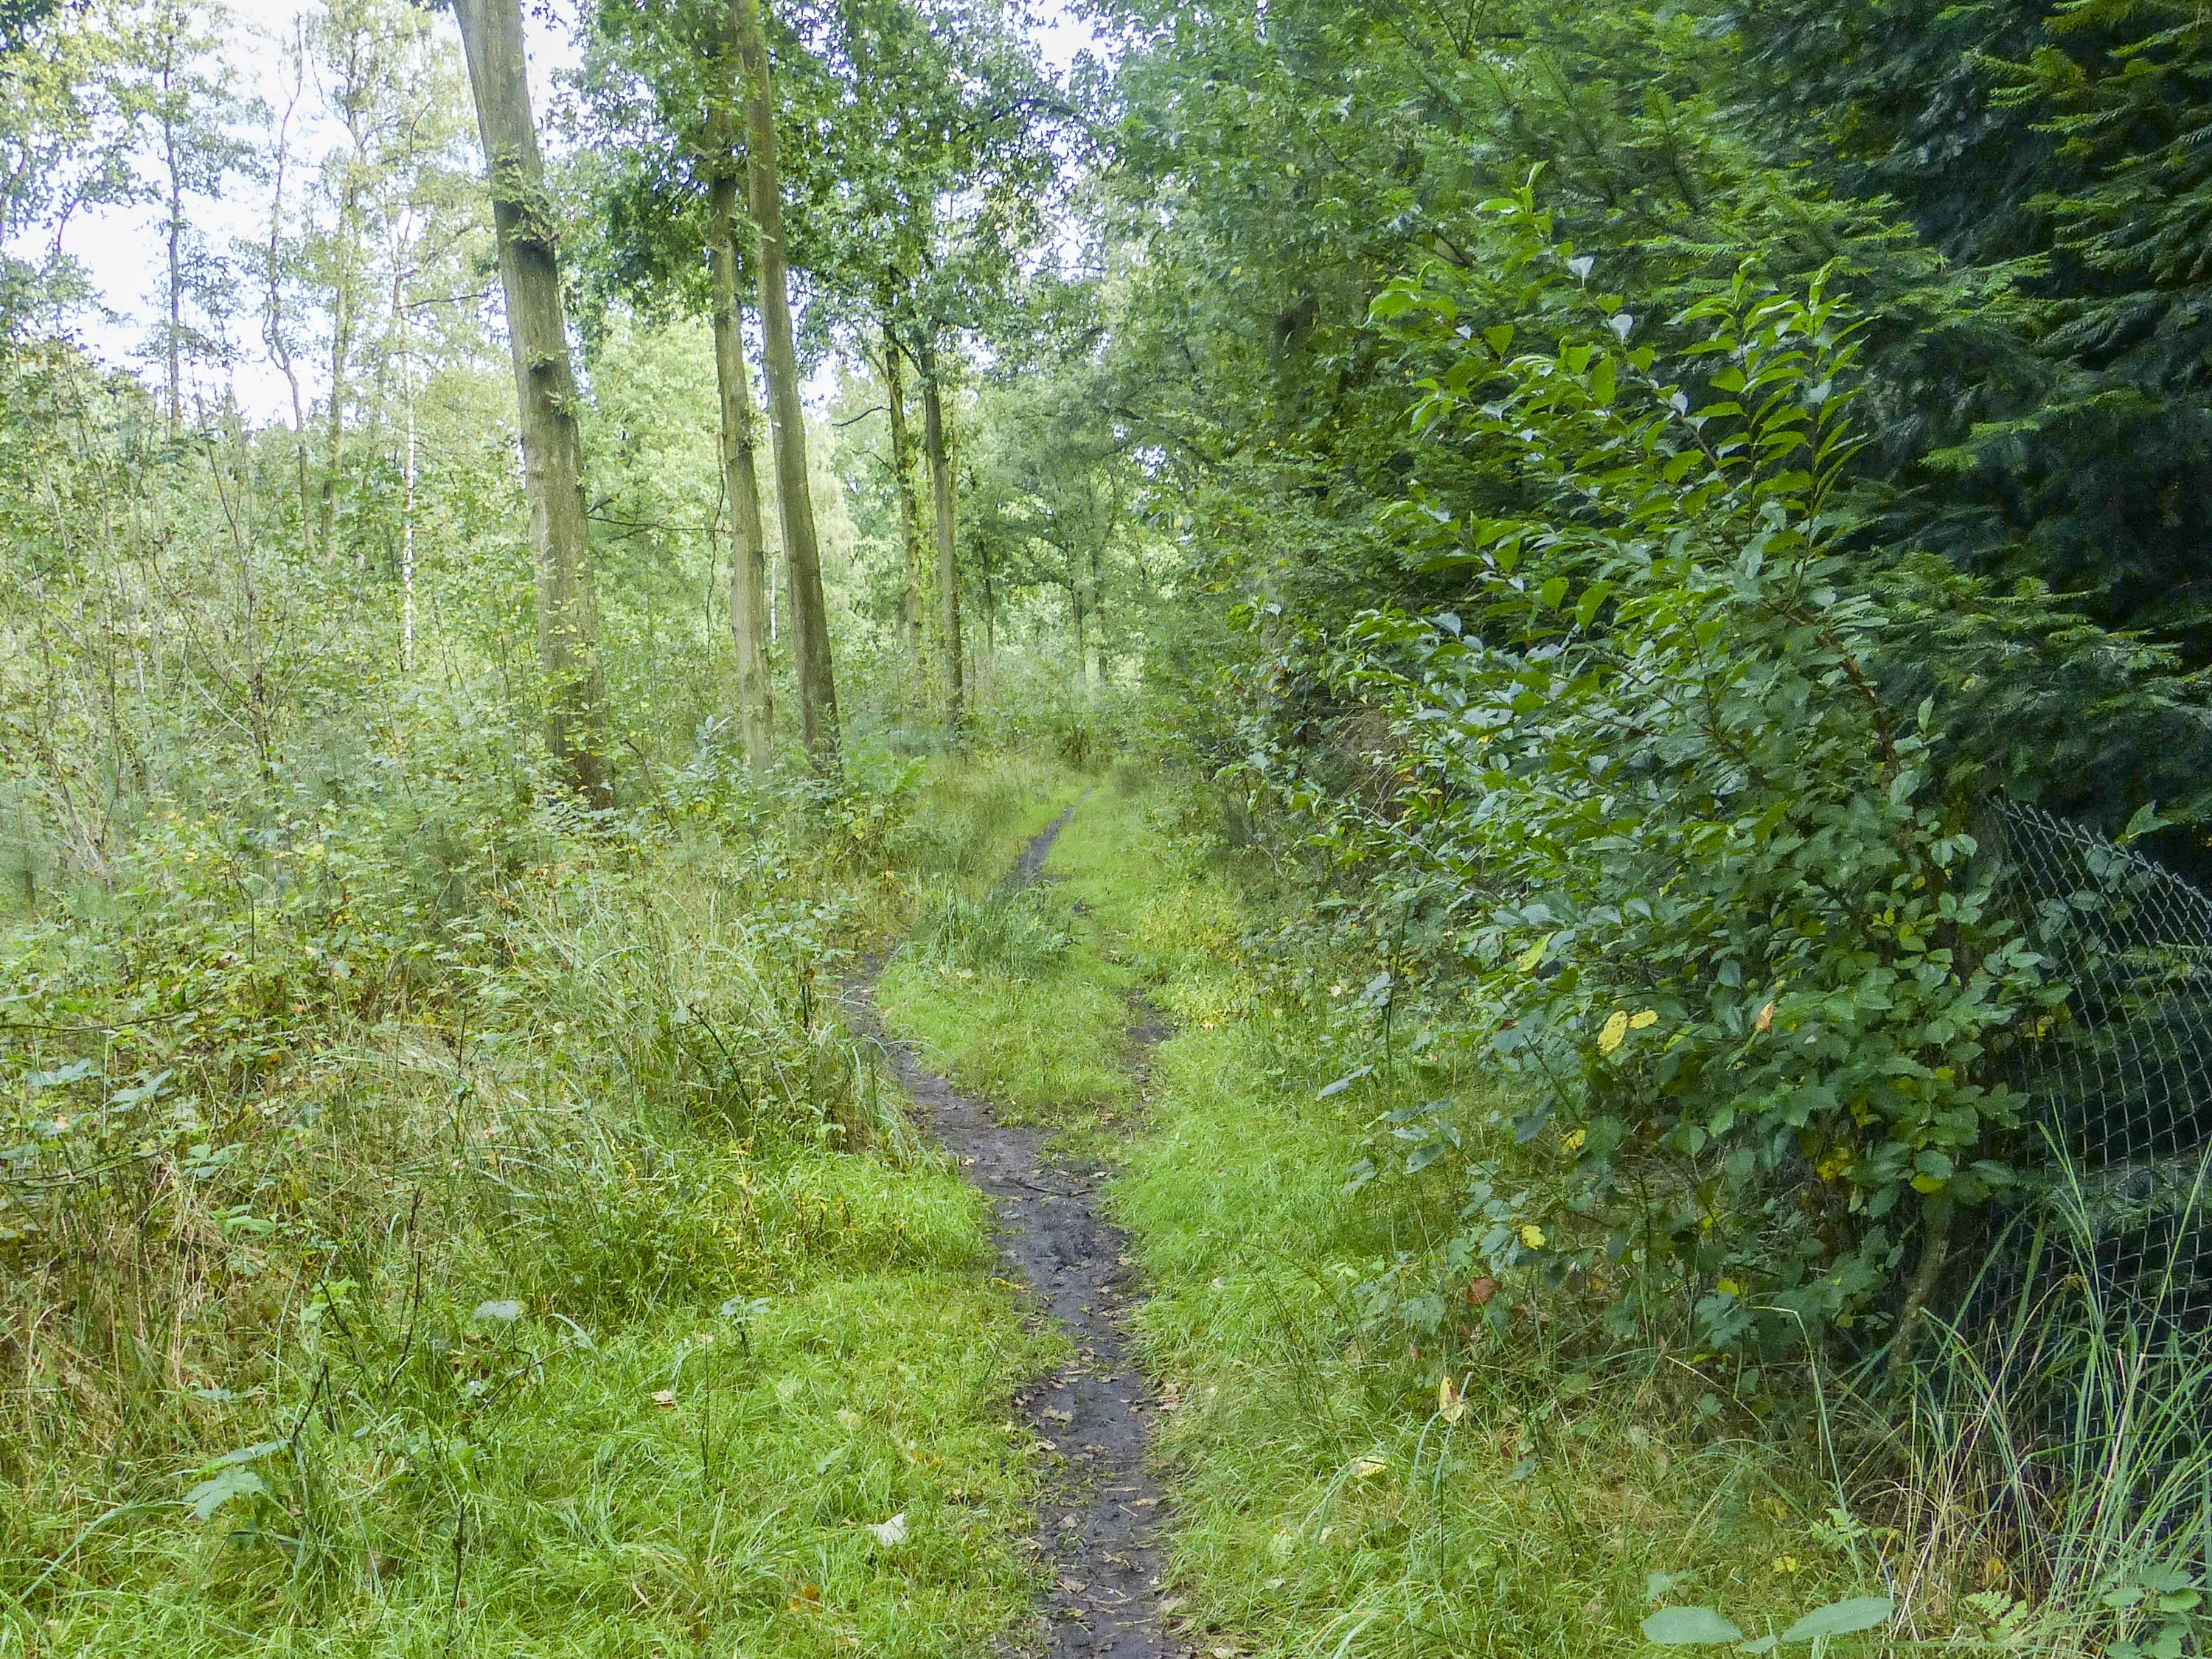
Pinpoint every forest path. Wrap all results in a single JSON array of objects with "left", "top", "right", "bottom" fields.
[{"left": 843, "top": 801, "right": 1180, "bottom": 1659}]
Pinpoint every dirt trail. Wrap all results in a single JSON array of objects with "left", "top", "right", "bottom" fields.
[{"left": 845, "top": 804, "right": 1179, "bottom": 1659}]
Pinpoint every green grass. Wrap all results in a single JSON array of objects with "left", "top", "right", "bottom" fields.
[
  {"left": 1119, "top": 1008, "right": 1877, "bottom": 1657},
  {"left": 18, "top": 1258, "right": 1059, "bottom": 1658}
]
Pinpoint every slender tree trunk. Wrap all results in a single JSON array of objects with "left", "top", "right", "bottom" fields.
[
  {"left": 400, "top": 313, "right": 417, "bottom": 672},
  {"left": 164, "top": 142, "right": 182, "bottom": 428},
  {"left": 731, "top": 0, "right": 838, "bottom": 765},
  {"left": 263, "top": 20, "right": 314, "bottom": 552},
  {"left": 1070, "top": 566, "right": 1085, "bottom": 693},
  {"left": 704, "top": 87, "right": 773, "bottom": 776},
  {"left": 1088, "top": 540, "right": 1104, "bottom": 689},
  {"left": 454, "top": 0, "right": 612, "bottom": 807},
  {"left": 320, "top": 260, "right": 355, "bottom": 553},
  {"left": 918, "top": 334, "right": 961, "bottom": 731},
  {"left": 880, "top": 313, "right": 927, "bottom": 671}
]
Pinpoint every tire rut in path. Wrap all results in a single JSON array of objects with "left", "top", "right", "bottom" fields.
[{"left": 844, "top": 803, "right": 1180, "bottom": 1659}]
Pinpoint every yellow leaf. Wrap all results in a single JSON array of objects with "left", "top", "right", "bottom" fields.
[
  {"left": 1561, "top": 1127, "right": 1587, "bottom": 1152},
  {"left": 1350, "top": 1456, "right": 1388, "bottom": 1479},
  {"left": 650, "top": 1388, "right": 677, "bottom": 1409},
  {"left": 1519, "top": 1223, "right": 1546, "bottom": 1250},
  {"left": 1438, "top": 1374, "right": 1467, "bottom": 1422},
  {"left": 1596, "top": 1010, "right": 1629, "bottom": 1054},
  {"left": 1514, "top": 937, "right": 1548, "bottom": 973},
  {"left": 1910, "top": 1173, "right": 1946, "bottom": 1194},
  {"left": 1630, "top": 1009, "right": 1658, "bottom": 1030},
  {"left": 1754, "top": 1000, "right": 1775, "bottom": 1032}
]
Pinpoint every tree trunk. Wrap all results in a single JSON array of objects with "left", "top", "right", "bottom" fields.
[
  {"left": 400, "top": 310, "right": 417, "bottom": 671},
  {"left": 1088, "top": 540, "right": 1104, "bottom": 690},
  {"left": 156, "top": 14, "right": 182, "bottom": 431},
  {"left": 1070, "top": 566, "right": 1085, "bottom": 693},
  {"left": 919, "top": 334, "right": 961, "bottom": 731},
  {"left": 732, "top": 0, "right": 839, "bottom": 765},
  {"left": 705, "top": 86, "right": 774, "bottom": 776},
  {"left": 163, "top": 134, "right": 182, "bottom": 428},
  {"left": 454, "top": 0, "right": 612, "bottom": 807},
  {"left": 319, "top": 179, "right": 361, "bottom": 555},
  {"left": 263, "top": 21, "right": 314, "bottom": 553},
  {"left": 881, "top": 314, "right": 927, "bottom": 672}
]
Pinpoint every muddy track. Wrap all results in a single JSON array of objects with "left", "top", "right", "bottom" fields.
[{"left": 844, "top": 803, "right": 1180, "bottom": 1659}]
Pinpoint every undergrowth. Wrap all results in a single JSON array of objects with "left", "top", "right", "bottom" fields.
[
  {"left": 0, "top": 737, "right": 1074, "bottom": 1657},
  {"left": 878, "top": 766, "right": 2212, "bottom": 1658}
]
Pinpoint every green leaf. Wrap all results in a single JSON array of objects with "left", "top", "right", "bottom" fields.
[
  {"left": 206, "top": 1439, "right": 287, "bottom": 1469},
  {"left": 2121, "top": 801, "right": 2169, "bottom": 844},
  {"left": 185, "top": 1467, "right": 268, "bottom": 1522},
  {"left": 1643, "top": 1606, "right": 1745, "bottom": 1644},
  {"left": 1779, "top": 1596, "right": 1894, "bottom": 1642}
]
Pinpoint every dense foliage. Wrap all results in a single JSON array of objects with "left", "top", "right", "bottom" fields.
[{"left": 1091, "top": 0, "right": 2212, "bottom": 1353}]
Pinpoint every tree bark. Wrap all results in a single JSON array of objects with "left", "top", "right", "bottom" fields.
[
  {"left": 918, "top": 333, "right": 961, "bottom": 731},
  {"left": 732, "top": 0, "right": 839, "bottom": 765},
  {"left": 1070, "top": 562, "right": 1085, "bottom": 692},
  {"left": 881, "top": 314, "right": 927, "bottom": 672},
  {"left": 454, "top": 0, "right": 611, "bottom": 807},
  {"left": 704, "top": 86, "right": 774, "bottom": 776},
  {"left": 1087, "top": 538, "right": 1104, "bottom": 691},
  {"left": 981, "top": 535, "right": 995, "bottom": 695}
]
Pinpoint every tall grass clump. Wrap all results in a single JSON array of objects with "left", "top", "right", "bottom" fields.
[
  {"left": 911, "top": 885, "right": 1077, "bottom": 978},
  {"left": 1853, "top": 1155, "right": 2212, "bottom": 1654}
]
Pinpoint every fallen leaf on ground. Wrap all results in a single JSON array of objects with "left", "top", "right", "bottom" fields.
[{"left": 868, "top": 1512, "right": 907, "bottom": 1546}]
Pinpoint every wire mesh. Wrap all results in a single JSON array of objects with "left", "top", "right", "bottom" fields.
[{"left": 1993, "top": 799, "right": 2212, "bottom": 1331}]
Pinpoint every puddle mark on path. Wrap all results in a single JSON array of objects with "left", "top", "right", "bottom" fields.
[{"left": 845, "top": 802, "right": 1180, "bottom": 1659}]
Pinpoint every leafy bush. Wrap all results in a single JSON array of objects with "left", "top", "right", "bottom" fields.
[{"left": 1242, "top": 189, "right": 2098, "bottom": 1354}]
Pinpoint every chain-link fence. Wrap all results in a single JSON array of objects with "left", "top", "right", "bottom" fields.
[{"left": 1992, "top": 800, "right": 2212, "bottom": 1332}]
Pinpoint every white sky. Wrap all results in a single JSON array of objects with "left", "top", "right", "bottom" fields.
[{"left": 35, "top": 0, "right": 1101, "bottom": 422}]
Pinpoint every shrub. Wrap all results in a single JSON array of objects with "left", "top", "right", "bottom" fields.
[{"left": 1245, "top": 188, "right": 2089, "bottom": 1355}]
